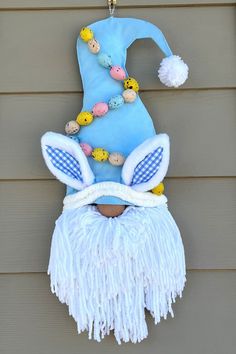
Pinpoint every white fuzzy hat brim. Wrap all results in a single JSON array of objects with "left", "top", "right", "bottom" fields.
[{"left": 63, "top": 182, "right": 167, "bottom": 209}]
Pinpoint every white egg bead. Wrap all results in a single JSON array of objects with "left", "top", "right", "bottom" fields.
[{"left": 65, "top": 120, "right": 80, "bottom": 134}]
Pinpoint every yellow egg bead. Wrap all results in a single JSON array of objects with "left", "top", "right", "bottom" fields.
[
  {"left": 76, "top": 111, "right": 94, "bottom": 126},
  {"left": 151, "top": 182, "right": 165, "bottom": 196},
  {"left": 80, "top": 27, "right": 94, "bottom": 42},
  {"left": 123, "top": 77, "right": 139, "bottom": 92},
  {"left": 92, "top": 148, "right": 109, "bottom": 162}
]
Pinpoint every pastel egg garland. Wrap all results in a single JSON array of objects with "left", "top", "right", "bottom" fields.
[
  {"left": 122, "top": 89, "right": 137, "bottom": 103},
  {"left": 63, "top": 26, "right": 141, "bottom": 167},
  {"left": 64, "top": 122, "right": 126, "bottom": 166},
  {"left": 110, "top": 66, "right": 126, "bottom": 80},
  {"left": 151, "top": 182, "right": 165, "bottom": 196},
  {"left": 75, "top": 26, "right": 139, "bottom": 127},
  {"left": 87, "top": 38, "right": 100, "bottom": 53},
  {"left": 92, "top": 102, "right": 109, "bottom": 117},
  {"left": 98, "top": 53, "right": 112, "bottom": 68},
  {"left": 81, "top": 142, "right": 125, "bottom": 166},
  {"left": 108, "top": 95, "right": 124, "bottom": 110},
  {"left": 65, "top": 120, "right": 80, "bottom": 134},
  {"left": 79, "top": 27, "right": 93, "bottom": 42},
  {"left": 76, "top": 111, "right": 94, "bottom": 126}
]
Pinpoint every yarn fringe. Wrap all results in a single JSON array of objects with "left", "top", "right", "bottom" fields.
[{"left": 48, "top": 204, "right": 186, "bottom": 344}]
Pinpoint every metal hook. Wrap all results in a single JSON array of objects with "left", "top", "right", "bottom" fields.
[{"left": 108, "top": 0, "right": 116, "bottom": 17}]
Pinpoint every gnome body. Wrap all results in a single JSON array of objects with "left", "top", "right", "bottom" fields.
[{"left": 41, "top": 16, "right": 188, "bottom": 344}]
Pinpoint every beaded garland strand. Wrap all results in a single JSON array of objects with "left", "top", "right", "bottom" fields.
[
  {"left": 64, "top": 26, "right": 139, "bottom": 167},
  {"left": 64, "top": 26, "right": 164, "bottom": 195}
]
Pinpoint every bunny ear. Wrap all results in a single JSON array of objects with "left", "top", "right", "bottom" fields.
[
  {"left": 122, "top": 134, "right": 170, "bottom": 192},
  {"left": 41, "top": 132, "right": 94, "bottom": 190}
]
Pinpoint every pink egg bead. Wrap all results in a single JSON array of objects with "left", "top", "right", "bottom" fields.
[
  {"left": 80, "top": 143, "right": 93, "bottom": 156},
  {"left": 92, "top": 102, "right": 109, "bottom": 117},
  {"left": 110, "top": 66, "right": 126, "bottom": 81}
]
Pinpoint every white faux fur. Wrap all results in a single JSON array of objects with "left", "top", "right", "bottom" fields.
[
  {"left": 158, "top": 55, "right": 189, "bottom": 88},
  {"left": 63, "top": 181, "right": 167, "bottom": 209},
  {"left": 48, "top": 204, "right": 186, "bottom": 344},
  {"left": 122, "top": 134, "right": 170, "bottom": 192},
  {"left": 41, "top": 132, "right": 94, "bottom": 190}
]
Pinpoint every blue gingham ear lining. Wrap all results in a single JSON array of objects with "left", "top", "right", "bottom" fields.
[
  {"left": 41, "top": 132, "right": 95, "bottom": 190},
  {"left": 121, "top": 134, "right": 170, "bottom": 192},
  {"left": 46, "top": 145, "right": 82, "bottom": 181},
  {"left": 131, "top": 147, "right": 163, "bottom": 185}
]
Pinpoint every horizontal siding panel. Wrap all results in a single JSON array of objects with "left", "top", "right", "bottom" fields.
[
  {"left": 0, "top": 178, "right": 235, "bottom": 272},
  {"left": 0, "top": 272, "right": 235, "bottom": 354},
  {"left": 0, "top": 90, "right": 235, "bottom": 179},
  {"left": 0, "top": 7, "right": 235, "bottom": 92},
  {"left": 0, "top": 0, "right": 235, "bottom": 9}
]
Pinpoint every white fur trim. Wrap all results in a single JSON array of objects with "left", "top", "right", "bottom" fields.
[
  {"left": 158, "top": 55, "right": 189, "bottom": 88},
  {"left": 63, "top": 181, "right": 167, "bottom": 209},
  {"left": 41, "top": 132, "right": 95, "bottom": 190},
  {"left": 122, "top": 134, "right": 170, "bottom": 192}
]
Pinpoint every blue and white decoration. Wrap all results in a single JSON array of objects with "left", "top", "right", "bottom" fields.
[
  {"left": 41, "top": 132, "right": 94, "bottom": 190},
  {"left": 131, "top": 147, "right": 163, "bottom": 185},
  {"left": 41, "top": 15, "right": 187, "bottom": 344},
  {"left": 46, "top": 145, "right": 83, "bottom": 181},
  {"left": 122, "top": 134, "right": 170, "bottom": 192}
]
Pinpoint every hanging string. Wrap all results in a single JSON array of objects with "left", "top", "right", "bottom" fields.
[{"left": 108, "top": 0, "right": 116, "bottom": 16}]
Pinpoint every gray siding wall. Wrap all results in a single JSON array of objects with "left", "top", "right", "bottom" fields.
[{"left": 0, "top": 1, "right": 235, "bottom": 353}]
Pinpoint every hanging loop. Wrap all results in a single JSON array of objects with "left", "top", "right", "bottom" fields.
[{"left": 108, "top": 0, "right": 116, "bottom": 16}]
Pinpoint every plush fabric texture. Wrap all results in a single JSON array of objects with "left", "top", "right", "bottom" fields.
[
  {"left": 48, "top": 204, "right": 186, "bottom": 344},
  {"left": 42, "top": 132, "right": 170, "bottom": 198},
  {"left": 70, "top": 16, "right": 187, "bottom": 204},
  {"left": 158, "top": 55, "right": 189, "bottom": 88},
  {"left": 40, "top": 16, "right": 188, "bottom": 344},
  {"left": 63, "top": 181, "right": 168, "bottom": 209},
  {"left": 41, "top": 132, "right": 94, "bottom": 191},
  {"left": 122, "top": 134, "right": 170, "bottom": 192},
  {"left": 46, "top": 146, "right": 83, "bottom": 181},
  {"left": 131, "top": 146, "right": 163, "bottom": 185}
]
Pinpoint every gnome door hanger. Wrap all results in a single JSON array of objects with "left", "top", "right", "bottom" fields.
[{"left": 41, "top": 1, "right": 188, "bottom": 344}]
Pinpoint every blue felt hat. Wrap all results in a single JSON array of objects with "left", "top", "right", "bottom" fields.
[{"left": 41, "top": 16, "right": 188, "bottom": 206}]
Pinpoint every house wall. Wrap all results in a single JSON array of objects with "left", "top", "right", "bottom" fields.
[{"left": 0, "top": 1, "right": 235, "bottom": 353}]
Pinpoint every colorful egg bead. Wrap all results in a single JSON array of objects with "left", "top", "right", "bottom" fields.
[
  {"left": 151, "top": 182, "right": 165, "bottom": 196},
  {"left": 124, "top": 77, "right": 139, "bottom": 92},
  {"left": 97, "top": 53, "right": 112, "bottom": 68},
  {"left": 68, "top": 134, "right": 80, "bottom": 143},
  {"left": 76, "top": 111, "right": 94, "bottom": 126},
  {"left": 80, "top": 142, "right": 93, "bottom": 157},
  {"left": 88, "top": 38, "right": 100, "bottom": 54},
  {"left": 80, "top": 27, "right": 93, "bottom": 42},
  {"left": 110, "top": 66, "right": 126, "bottom": 81},
  {"left": 92, "top": 102, "right": 109, "bottom": 117},
  {"left": 108, "top": 152, "right": 125, "bottom": 166},
  {"left": 108, "top": 95, "right": 124, "bottom": 110},
  {"left": 92, "top": 148, "right": 109, "bottom": 162},
  {"left": 122, "top": 89, "right": 137, "bottom": 103},
  {"left": 65, "top": 120, "right": 80, "bottom": 134}
]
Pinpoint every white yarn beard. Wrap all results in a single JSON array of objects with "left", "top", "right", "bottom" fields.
[{"left": 48, "top": 204, "right": 186, "bottom": 344}]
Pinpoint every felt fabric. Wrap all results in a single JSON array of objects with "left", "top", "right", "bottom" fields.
[
  {"left": 40, "top": 16, "right": 187, "bottom": 343},
  {"left": 67, "top": 16, "right": 174, "bottom": 204},
  {"left": 41, "top": 132, "right": 170, "bottom": 205}
]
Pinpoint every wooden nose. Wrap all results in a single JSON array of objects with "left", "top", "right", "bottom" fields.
[{"left": 96, "top": 204, "right": 126, "bottom": 217}]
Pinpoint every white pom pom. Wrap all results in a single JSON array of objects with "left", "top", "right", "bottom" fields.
[{"left": 158, "top": 55, "right": 189, "bottom": 88}]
